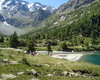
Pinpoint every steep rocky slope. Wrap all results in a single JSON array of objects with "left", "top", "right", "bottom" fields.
[{"left": 0, "top": 0, "right": 55, "bottom": 35}]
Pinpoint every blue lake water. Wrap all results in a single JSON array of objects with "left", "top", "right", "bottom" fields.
[{"left": 80, "top": 52, "right": 100, "bottom": 65}]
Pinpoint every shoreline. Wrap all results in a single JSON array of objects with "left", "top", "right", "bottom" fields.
[
  {"left": 51, "top": 54, "right": 83, "bottom": 61},
  {"left": 36, "top": 51, "right": 96, "bottom": 61}
]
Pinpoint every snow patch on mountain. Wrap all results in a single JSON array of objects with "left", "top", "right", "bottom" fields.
[
  {"left": 28, "top": 2, "right": 55, "bottom": 13},
  {"left": 0, "top": 0, "right": 55, "bottom": 14}
]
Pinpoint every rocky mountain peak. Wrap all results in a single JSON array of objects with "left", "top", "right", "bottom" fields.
[
  {"left": 0, "top": 0, "right": 55, "bottom": 13},
  {"left": 56, "top": 0, "right": 96, "bottom": 13},
  {"left": 0, "top": 0, "right": 56, "bottom": 35},
  {"left": 0, "top": 0, "right": 29, "bottom": 11},
  {"left": 28, "top": 2, "right": 55, "bottom": 14}
]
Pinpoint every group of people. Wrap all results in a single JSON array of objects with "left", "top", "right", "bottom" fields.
[{"left": 25, "top": 50, "right": 39, "bottom": 55}]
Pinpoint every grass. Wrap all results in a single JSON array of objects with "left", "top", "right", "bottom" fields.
[
  {"left": 0, "top": 49, "right": 100, "bottom": 80},
  {"left": 0, "top": 50, "right": 100, "bottom": 80}
]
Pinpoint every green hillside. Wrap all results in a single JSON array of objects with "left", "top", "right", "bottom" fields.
[{"left": 21, "top": 1, "right": 100, "bottom": 52}]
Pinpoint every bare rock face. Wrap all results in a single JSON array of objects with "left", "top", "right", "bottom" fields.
[
  {"left": 0, "top": 0, "right": 56, "bottom": 36},
  {"left": 56, "top": 0, "right": 96, "bottom": 13},
  {"left": 0, "top": 0, "right": 54, "bottom": 28}
]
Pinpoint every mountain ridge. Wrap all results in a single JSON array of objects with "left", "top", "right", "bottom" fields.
[
  {"left": 36, "top": 0, "right": 99, "bottom": 29},
  {"left": 56, "top": 0, "right": 97, "bottom": 13},
  {"left": 23, "top": 0, "right": 100, "bottom": 37},
  {"left": 0, "top": 0, "right": 56, "bottom": 35},
  {"left": 0, "top": 0, "right": 99, "bottom": 36}
]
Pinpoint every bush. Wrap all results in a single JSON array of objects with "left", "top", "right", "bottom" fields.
[
  {"left": 59, "top": 42, "right": 68, "bottom": 51},
  {"left": 19, "top": 40, "right": 27, "bottom": 47}
]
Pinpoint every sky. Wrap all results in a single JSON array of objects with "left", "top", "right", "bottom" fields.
[{"left": 24, "top": 0, "right": 69, "bottom": 8}]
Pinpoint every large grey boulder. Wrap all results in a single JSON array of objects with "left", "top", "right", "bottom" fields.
[{"left": 1, "top": 74, "right": 16, "bottom": 79}]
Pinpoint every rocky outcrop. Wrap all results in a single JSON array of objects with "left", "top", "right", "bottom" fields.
[
  {"left": 56, "top": 0, "right": 96, "bottom": 13},
  {"left": 0, "top": 14, "right": 5, "bottom": 22},
  {"left": 0, "top": 0, "right": 56, "bottom": 28}
]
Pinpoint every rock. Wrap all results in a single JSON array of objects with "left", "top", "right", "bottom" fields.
[
  {"left": 31, "top": 69, "right": 39, "bottom": 77},
  {"left": 1, "top": 74, "right": 16, "bottom": 79},
  {"left": 31, "top": 78, "right": 39, "bottom": 80},
  {"left": 9, "top": 61, "right": 18, "bottom": 64},
  {"left": 3, "top": 59, "right": 9, "bottom": 62},
  {"left": 45, "top": 64, "right": 50, "bottom": 67},
  {"left": 17, "top": 72, "right": 24, "bottom": 75},
  {"left": 34, "top": 64, "right": 43, "bottom": 67},
  {"left": 63, "top": 71, "right": 68, "bottom": 76},
  {"left": 31, "top": 69, "right": 37, "bottom": 74},
  {"left": 53, "top": 72, "right": 56, "bottom": 75},
  {"left": 69, "top": 74, "right": 72, "bottom": 77},
  {"left": 46, "top": 74, "right": 53, "bottom": 77},
  {"left": 82, "top": 75, "right": 87, "bottom": 77},
  {"left": 74, "top": 73, "right": 81, "bottom": 77}
]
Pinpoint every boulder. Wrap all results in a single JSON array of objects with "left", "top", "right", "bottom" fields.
[
  {"left": 1, "top": 74, "right": 16, "bottom": 79},
  {"left": 17, "top": 72, "right": 24, "bottom": 75},
  {"left": 3, "top": 59, "right": 9, "bottom": 62},
  {"left": 9, "top": 61, "right": 18, "bottom": 64},
  {"left": 63, "top": 71, "right": 68, "bottom": 76},
  {"left": 31, "top": 69, "right": 37, "bottom": 74},
  {"left": 45, "top": 64, "right": 50, "bottom": 67},
  {"left": 46, "top": 74, "right": 53, "bottom": 77},
  {"left": 31, "top": 78, "right": 39, "bottom": 80}
]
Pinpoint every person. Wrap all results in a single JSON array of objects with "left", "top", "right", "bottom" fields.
[{"left": 50, "top": 53, "right": 52, "bottom": 56}]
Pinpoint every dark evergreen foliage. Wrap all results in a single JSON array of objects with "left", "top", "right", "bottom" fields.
[
  {"left": 0, "top": 36, "right": 4, "bottom": 42},
  {"left": 60, "top": 42, "right": 68, "bottom": 51},
  {"left": 47, "top": 41, "right": 52, "bottom": 55},
  {"left": 9, "top": 32, "right": 19, "bottom": 48},
  {"left": 27, "top": 41, "right": 35, "bottom": 52}
]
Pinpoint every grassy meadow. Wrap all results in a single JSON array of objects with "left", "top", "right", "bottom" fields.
[{"left": 0, "top": 49, "right": 100, "bottom": 80}]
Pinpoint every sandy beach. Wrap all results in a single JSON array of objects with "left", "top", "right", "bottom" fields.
[
  {"left": 51, "top": 54, "right": 83, "bottom": 61},
  {"left": 36, "top": 51, "right": 84, "bottom": 61}
]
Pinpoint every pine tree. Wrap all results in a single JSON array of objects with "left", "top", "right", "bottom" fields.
[
  {"left": 47, "top": 41, "right": 52, "bottom": 55},
  {"left": 91, "top": 31, "right": 95, "bottom": 45},
  {"left": 0, "top": 36, "right": 4, "bottom": 42},
  {"left": 9, "top": 32, "right": 19, "bottom": 48},
  {"left": 27, "top": 40, "right": 35, "bottom": 52}
]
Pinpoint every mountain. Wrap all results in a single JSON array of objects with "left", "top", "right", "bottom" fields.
[
  {"left": 24, "top": 0, "right": 100, "bottom": 38},
  {"left": 0, "top": 0, "right": 99, "bottom": 36},
  {"left": 34, "top": 0, "right": 99, "bottom": 29},
  {"left": 56, "top": 0, "right": 96, "bottom": 13},
  {"left": 28, "top": 2, "right": 55, "bottom": 14},
  {"left": 0, "top": 0, "right": 55, "bottom": 35}
]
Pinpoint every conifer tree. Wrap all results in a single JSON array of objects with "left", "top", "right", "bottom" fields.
[
  {"left": 47, "top": 41, "right": 52, "bottom": 55},
  {"left": 9, "top": 31, "right": 19, "bottom": 48},
  {"left": 91, "top": 31, "right": 95, "bottom": 45},
  {"left": 27, "top": 40, "right": 35, "bottom": 52},
  {"left": 0, "top": 36, "right": 4, "bottom": 42}
]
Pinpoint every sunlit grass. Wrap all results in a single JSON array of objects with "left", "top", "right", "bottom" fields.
[{"left": 0, "top": 49, "right": 100, "bottom": 80}]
